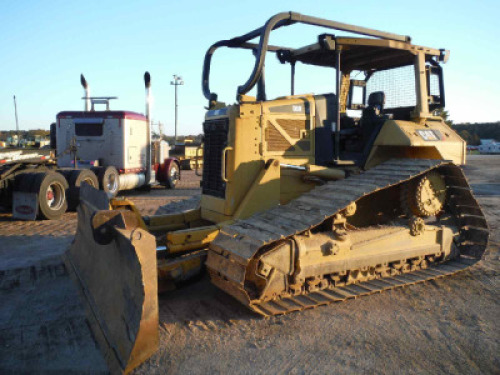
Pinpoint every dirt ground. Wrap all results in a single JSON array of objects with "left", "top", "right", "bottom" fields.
[{"left": 0, "top": 158, "right": 498, "bottom": 374}]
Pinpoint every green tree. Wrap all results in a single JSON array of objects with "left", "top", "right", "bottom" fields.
[
  {"left": 459, "top": 130, "right": 472, "bottom": 143},
  {"left": 434, "top": 107, "right": 453, "bottom": 126},
  {"left": 28, "top": 129, "right": 50, "bottom": 137},
  {"left": 471, "top": 133, "right": 481, "bottom": 146}
]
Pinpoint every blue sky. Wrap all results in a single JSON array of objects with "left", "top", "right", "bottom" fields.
[{"left": 1, "top": 0, "right": 498, "bottom": 135}]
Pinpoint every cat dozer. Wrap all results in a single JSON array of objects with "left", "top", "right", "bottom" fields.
[{"left": 65, "top": 12, "right": 489, "bottom": 374}]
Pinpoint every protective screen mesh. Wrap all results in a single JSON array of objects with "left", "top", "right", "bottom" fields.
[
  {"left": 429, "top": 72, "right": 440, "bottom": 96},
  {"left": 366, "top": 65, "right": 416, "bottom": 109}
]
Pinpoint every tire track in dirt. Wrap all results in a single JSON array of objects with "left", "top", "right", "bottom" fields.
[{"left": 0, "top": 257, "right": 107, "bottom": 373}]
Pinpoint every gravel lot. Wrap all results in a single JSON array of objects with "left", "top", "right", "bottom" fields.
[{"left": 0, "top": 158, "right": 498, "bottom": 374}]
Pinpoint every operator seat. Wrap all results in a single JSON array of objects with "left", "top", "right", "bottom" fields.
[{"left": 361, "top": 91, "right": 385, "bottom": 142}]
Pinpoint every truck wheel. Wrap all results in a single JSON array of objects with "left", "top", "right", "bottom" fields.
[
  {"left": 32, "top": 172, "right": 69, "bottom": 220},
  {"left": 98, "top": 166, "right": 120, "bottom": 197},
  {"left": 67, "top": 169, "right": 99, "bottom": 210},
  {"left": 166, "top": 162, "right": 180, "bottom": 189}
]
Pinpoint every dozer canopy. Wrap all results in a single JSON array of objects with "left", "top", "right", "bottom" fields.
[
  {"left": 202, "top": 11, "right": 449, "bottom": 162},
  {"left": 202, "top": 11, "right": 448, "bottom": 103}
]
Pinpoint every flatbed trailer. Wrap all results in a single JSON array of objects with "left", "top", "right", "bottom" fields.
[{"left": 0, "top": 144, "right": 179, "bottom": 221}]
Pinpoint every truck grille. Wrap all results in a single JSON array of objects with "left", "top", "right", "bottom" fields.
[{"left": 202, "top": 118, "right": 229, "bottom": 198}]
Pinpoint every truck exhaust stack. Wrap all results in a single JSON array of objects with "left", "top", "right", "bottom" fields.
[
  {"left": 144, "top": 71, "right": 151, "bottom": 120},
  {"left": 80, "top": 74, "right": 91, "bottom": 111},
  {"left": 144, "top": 71, "right": 152, "bottom": 185}
]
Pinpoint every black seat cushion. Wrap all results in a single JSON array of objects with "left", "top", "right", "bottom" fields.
[
  {"left": 361, "top": 91, "right": 386, "bottom": 142},
  {"left": 367, "top": 91, "right": 385, "bottom": 109}
]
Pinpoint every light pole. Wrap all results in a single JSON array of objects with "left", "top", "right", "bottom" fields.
[
  {"left": 13, "top": 95, "right": 20, "bottom": 147},
  {"left": 170, "top": 75, "right": 184, "bottom": 145}
]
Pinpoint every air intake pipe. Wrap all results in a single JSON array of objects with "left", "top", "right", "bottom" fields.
[{"left": 80, "top": 74, "right": 91, "bottom": 111}]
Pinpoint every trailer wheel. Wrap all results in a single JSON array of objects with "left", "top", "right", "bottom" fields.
[
  {"left": 166, "top": 162, "right": 180, "bottom": 189},
  {"left": 67, "top": 169, "right": 99, "bottom": 210},
  {"left": 97, "top": 166, "right": 120, "bottom": 197},
  {"left": 32, "top": 172, "right": 69, "bottom": 220}
]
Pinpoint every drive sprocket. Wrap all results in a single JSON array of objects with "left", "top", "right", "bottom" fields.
[{"left": 400, "top": 171, "right": 446, "bottom": 217}]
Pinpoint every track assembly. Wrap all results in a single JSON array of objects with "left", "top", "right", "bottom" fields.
[{"left": 207, "top": 159, "right": 489, "bottom": 316}]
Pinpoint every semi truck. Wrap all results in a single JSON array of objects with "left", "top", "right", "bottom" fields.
[{"left": 0, "top": 72, "right": 180, "bottom": 220}]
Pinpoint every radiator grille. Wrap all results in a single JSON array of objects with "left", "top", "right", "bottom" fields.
[
  {"left": 266, "top": 119, "right": 307, "bottom": 152},
  {"left": 202, "top": 119, "right": 228, "bottom": 198},
  {"left": 275, "top": 119, "right": 307, "bottom": 138},
  {"left": 266, "top": 121, "right": 294, "bottom": 152}
]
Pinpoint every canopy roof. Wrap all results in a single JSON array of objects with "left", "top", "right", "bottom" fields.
[
  {"left": 277, "top": 37, "right": 446, "bottom": 72},
  {"left": 202, "top": 12, "right": 448, "bottom": 101}
]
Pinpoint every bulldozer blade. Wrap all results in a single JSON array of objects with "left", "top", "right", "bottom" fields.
[{"left": 65, "top": 185, "right": 159, "bottom": 374}]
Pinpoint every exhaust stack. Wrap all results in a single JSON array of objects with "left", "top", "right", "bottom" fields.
[
  {"left": 144, "top": 72, "right": 152, "bottom": 185},
  {"left": 145, "top": 71, "right": 151, "bottom": 121},
  {"left": 80, "top": 74, "right": 90, "bottom": 111}
]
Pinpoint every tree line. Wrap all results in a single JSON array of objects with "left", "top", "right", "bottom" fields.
[
  {"left": 0, "top": 129, "right": 50, "bottom": 141},
  {"left": 435, "top": 108, "right": 499, "bottom": 145},
  {"left": 451, "top": 123, "right": 500, "bottom": 145}
]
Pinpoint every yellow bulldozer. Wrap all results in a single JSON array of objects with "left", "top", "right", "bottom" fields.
[{"left": 65, "top": 12, "right": 489, "bottom": 374}]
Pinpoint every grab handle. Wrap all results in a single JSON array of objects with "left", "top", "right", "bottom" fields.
[{"left": 221, "top": 146, "right": 233, "bottom": 183}]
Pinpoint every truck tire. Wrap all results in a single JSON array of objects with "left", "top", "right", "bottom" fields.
[
  {"left": 67, "top": 169, "right": 99, "bottom": 210},
  {"left": 166, "top": 162, "right": 180, "bottom": 189},
  {"left": 32, "top": 172, "right": 69, "bottom": 220},
  {"left": 97, "top": 166, "right": 120, "bottom": 197}
]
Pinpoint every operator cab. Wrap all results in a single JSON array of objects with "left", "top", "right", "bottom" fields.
[
  {"left": 202, "top": 12, "right": 448, "bottom": 169},
  {"left": 274, "top": 35, "right": 447, "bottom": 167}
]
